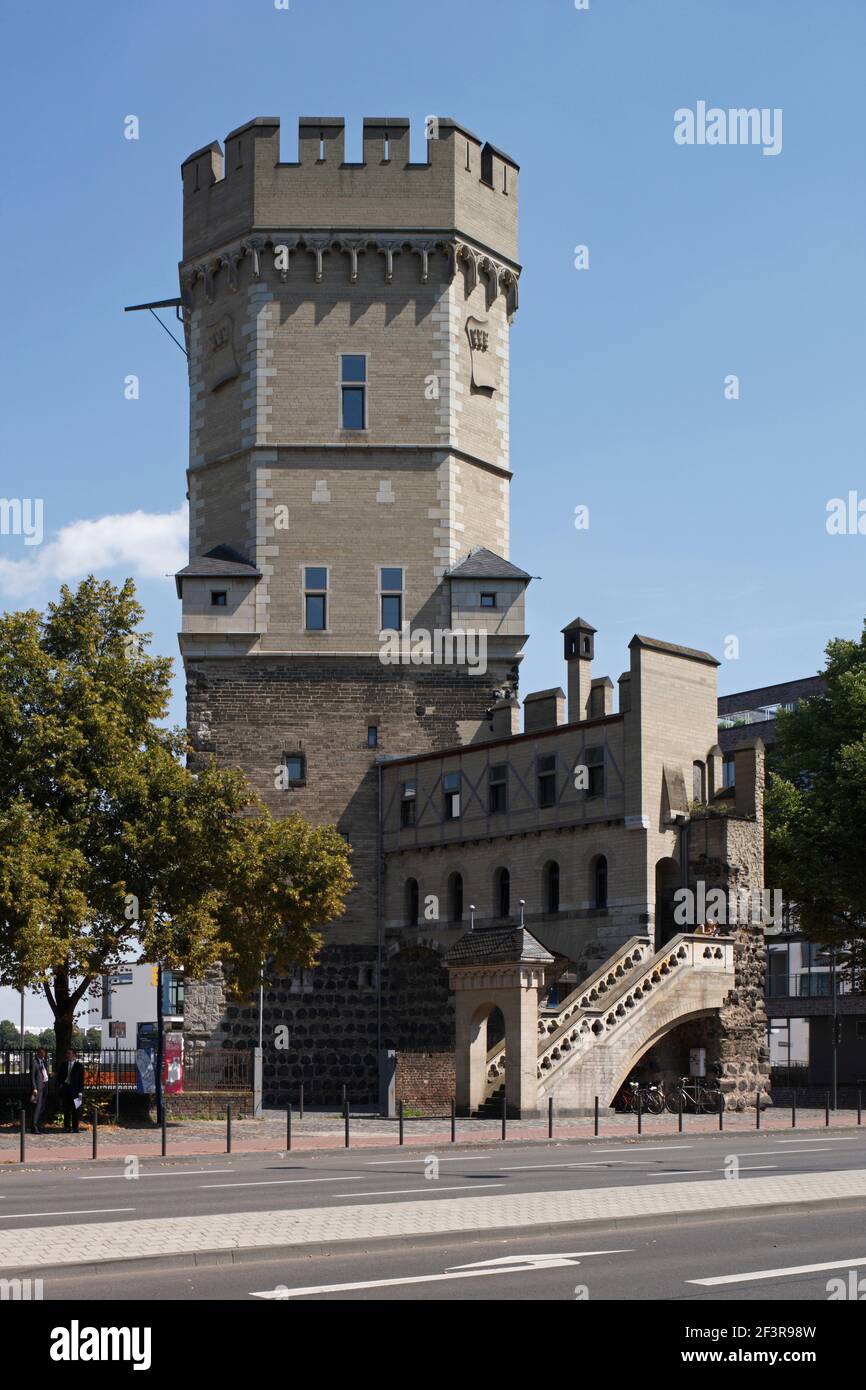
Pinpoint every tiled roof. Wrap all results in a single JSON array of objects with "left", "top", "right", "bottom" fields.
[{"left": 445, "top": 927, "right": 555, "bottom": 967}]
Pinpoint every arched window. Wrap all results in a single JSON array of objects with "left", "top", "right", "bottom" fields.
[
  {"left": 494, "top": 867, "right": 510, "bottom": 919},
  {"left": 544, "top": 861, "right": 560, "bottom": 914},
  {"left": 405, "top": 878, "right": 419, "bottom": 926},
  {"left": 448, "top": 872, "right": 464, "bottom": 924},
  {"left": 592, "top": 855, "right": 608, "bottom": 910}
]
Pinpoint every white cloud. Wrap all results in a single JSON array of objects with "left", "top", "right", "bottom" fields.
[{"left": 0, "top": 503, "right": 188, "bottom": 600}]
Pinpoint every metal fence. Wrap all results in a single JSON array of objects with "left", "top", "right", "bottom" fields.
[
  {"left": 182, "top": 1048, "right": 253, "bottom": 1092},
  {"left": 1, "top": 1049, "right": 141, "bottom": 1091}
]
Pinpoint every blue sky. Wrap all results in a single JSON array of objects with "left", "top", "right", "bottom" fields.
[{"left": 1, "top": 0, "right": 864, "bottom": 1025}]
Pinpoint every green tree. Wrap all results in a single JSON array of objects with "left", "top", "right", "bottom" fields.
[
  {"left": 0, "top": 578, "right": 352, "bottom": 1058},
  {"left": 765, "top": 622, "right": 866, "bottom": 974}
]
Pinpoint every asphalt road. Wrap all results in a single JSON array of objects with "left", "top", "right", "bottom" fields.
[
  {"left": 18, "top": 1203, "right": 866, "bottom": 1301},
  {"left": 0, "top": 1131, "right": 864, "bottom": 1229}
]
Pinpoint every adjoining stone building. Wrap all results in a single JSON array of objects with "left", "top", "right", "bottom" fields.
[{"left": 175, "top": 114, "right": 770, "bottom": 1112}]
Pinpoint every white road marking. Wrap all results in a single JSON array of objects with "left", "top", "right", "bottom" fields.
[
  {"left": 78, "top": 1169, "right": 234, "bottom": 1180},
  {"left": 198, "top": 1176, "right": 365, "bottom": 1189},
  {"left": 333, "top": 1184, "right": 507, "bottom": 1198},
  {"left": 251, "top": 1249, "right": 630, "bottom": 1298},
  {"left": 689, "top": 1256, "right": 866, "bottom": 1287},
  {"left": 0, "top": 1207, "right": 136, "bottom": 1220},
  {"left": 774, "top": 1137, "right": 850, "bottom": 1144},
  {"left": 725, "top": 1148, "right": 833, "bottom": 1157},
  {"left": 497, "top": 1160, "right": 637, "bottom": 1171}
]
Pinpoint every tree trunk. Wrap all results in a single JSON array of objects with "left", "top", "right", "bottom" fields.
[{"left": 48, "top": 969, "right": 76, "bottom": 1069}]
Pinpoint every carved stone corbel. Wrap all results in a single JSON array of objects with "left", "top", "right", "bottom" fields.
[
  {"left": 196, "top": 260, "right": 217, "bottom": 304},
  {"left": 219, "top": 247, "right": 244, "bottom": 292},
  {"left": 411, "top": 239, "right": 439, "bottom": 284},
  {"left": 304, "top": 235, "right": 331, "bottom": 283},
  {"left": 339, "top": 237, "right": 369, "bottom": 283},
  {"left": 244, "top": 236, "right": 267, "bottom": 280},
  {"left": 376, "top": 238, "right": 404, "bottom": 283}
]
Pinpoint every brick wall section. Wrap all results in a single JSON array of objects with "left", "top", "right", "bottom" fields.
[{"left": 395, "top": 1051, "right": 456, "bottom": 1114}]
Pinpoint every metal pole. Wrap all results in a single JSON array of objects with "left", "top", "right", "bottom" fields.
[
  {"left": 92, "top": 1107, "right": 98, "bottom": 1159},
  {"left": 859, "top": 1090, "right": 862, "bottom": 1127},
  {"left": 299, "top": 1082, "right": 304, "bottom": 1120},
  {"left": 501, "top": 1091, "right": 507, "bottom": 1141},
  {"left": 450, "top": 1096, "right": 456, "bottom": 1143},
  {"left": 161, "top": 1106, "right": 167, "bottom": 1156},
  {"left": 718, "top": 1090, "right": 723, "bottom": 1131},
  {"left": 155, "top": 964, "right": 164, "bottom": 1129},
  {"left": 825, "top": 1090, "right": 830, "bottom": 1128},
  {"left": 637, "top": 1088, "right": 642, "bottom": 1136},
  {"left": 258, "top": 964, "right": 264, "bottom": 1050},
  {"left": 226, "top": 1102, "right": 232, "bottom": 1154},
  {"left": 756, "top": 1091, "right": 760, "bottom": 1129},
  {"left": 286, "top": 1103, "right": 292, "bottom": 1151},
  {"left": 344, "top": 1098, "right": 350, "bottom": 1149},
  {"left": 114, "top": 1036, "right": 120, "bottom": 1124},
  {"left": 792, "top": 1092, "right": 796, "bottom": 1128},
  {"left": 398, "top": 1098, "right": 404, "bottom": 1145},
  {"left": 594, "top": 1095, "right": 599, "bottom": 1137},
  {"left": 678, "top": 1091, "right": 683, "bottom": 1134},
  {"left": 548, "top": 1095, "right": 553, "bottom": 1139},
  {"left": 19, "top": 1106, "right": 25, "bottom": 1163},
  {"left": 831, "top": 947, "right": 838, "bottom": 1113}
]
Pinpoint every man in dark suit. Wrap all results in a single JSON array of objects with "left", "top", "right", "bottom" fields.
[
  {"left": 57, "top": 1048, "right": 84, "bottom": 1133},
  {"left": 28, "top": 1047, "right": 50, "bottom": 1133}
]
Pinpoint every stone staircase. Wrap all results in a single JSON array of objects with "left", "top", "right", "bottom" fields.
[{"left": 478, "top": 932, "right": 735, "bottom": 1114}]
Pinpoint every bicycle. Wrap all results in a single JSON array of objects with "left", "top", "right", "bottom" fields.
[
  {"left": 665, "top": 1076, "right": 725, "bottom": 1114},
  {"left": 619, "top": 1081, "right": 666, "bottom": 1114}
]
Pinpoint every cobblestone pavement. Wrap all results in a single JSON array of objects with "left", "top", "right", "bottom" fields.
[
  {"left": 0, "top": 1106, "right": 860, "bottom": 1164},
  {"left": 2, "top": 1166, "right": 866, "bottom": 1271}
]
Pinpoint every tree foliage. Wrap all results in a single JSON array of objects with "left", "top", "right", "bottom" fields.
[
  {"left": 0, "top": 578, "right": 352, "bottom": 1054},
  {"left": 765, "top": 622, "right": 866, "bottom": 963}
]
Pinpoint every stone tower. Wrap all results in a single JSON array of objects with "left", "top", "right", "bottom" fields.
[{"left": 175, "top": 116, "right": 528, "bottom": 1101}]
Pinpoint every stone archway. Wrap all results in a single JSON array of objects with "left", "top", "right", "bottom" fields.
[{"left": 446, "top": 927, "right": 554, "bottom": 1117}]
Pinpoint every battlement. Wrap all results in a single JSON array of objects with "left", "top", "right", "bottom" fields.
[{"left": 180, "top": 115, "right": 518, "bottom": 265}]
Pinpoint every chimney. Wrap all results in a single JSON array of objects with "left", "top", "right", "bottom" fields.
[
  {"left": 523, "top": 688, "right": 565, "bottom": 733},
  {"left": 484, "top": 696, "right": 520, "bottom": 740},
  {"left": 588, "top": 676, "right": 614, "bottom": 719},
  {"left": 562, "top": 617, "right": 596, "bottom": 723}
]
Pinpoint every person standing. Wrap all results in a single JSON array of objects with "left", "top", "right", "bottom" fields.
[
  {"left": 29, "top": 1047, "right": 50, "bottom": 1133},
  {"left": 57, "top": 1048, "right": 84, "bottom": 1133}
]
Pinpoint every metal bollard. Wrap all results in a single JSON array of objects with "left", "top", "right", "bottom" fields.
[
  {"left": 398, "top": 1098, "right": 404, "bottom": 1146},
  {"left": 92, "top": 1107, "right": 98, "bottom": 1159},
  {"left": 344, "top": 1098, "right": 350, "bottom": 1149},
  {"left": 678, "top": 1092, "right": 683, "bottom": 1134},
  {"left": 299, "top": 1082, "right": 304, "bottom": 1120},
  {"left": 161, "top": 1107, "right": 167, "bottom": 1157},
  {"left": 19, "top": 1106, "right": 25, "bottom": 1163},
  {"left": 756, "top": 1093, "right": 761, "bottom": 1129},
  {"left": 637, "top": 1089, "right": 642, "bottom": 1136},
  {"left": 825, "top": 1091, "right": 830, "bottom": 1127},
  {"left": 792, "top": 1092, "right": 796, "bottom": 1129},
  {"left": 286, "top": 1103, "right": 292, "bottom": 1152},
  {"left": 226, "top": 1103, "right": 232, "bottom": 1154},
  {"left": 858, "top": 1091, "right": 862, "bottom": 1127},
  {"left": 450, "top": 1096, "right": 456, "bottom": 1144},
  {"left": 501, "top": 1091, "right": 507, "bottom": 1141},
  {"left": 594, "top": 1095, "right": 599, "bottom": 1137},
  {"left": 548, "top": 1096, "right": 553, "bottom": 1140},
  {"left": 718, "top": 1091, "right": 724, "bottom": 1131}
]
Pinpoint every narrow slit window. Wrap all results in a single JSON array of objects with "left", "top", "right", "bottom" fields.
[
  {"left": 304, "top": 566, "right": 328, "bottom": 631},
  {"left": 340, "top": 354, "right": 367, "bottom": 430},
  {"left": 380, "top": 567, "right": 403, "bottom": 631}
]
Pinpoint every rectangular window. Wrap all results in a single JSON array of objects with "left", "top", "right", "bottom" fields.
[
  {"left": 586, "top": 745, "right": 605, "bottom": 798},
  {"left": 367, "top": 725, "right": 378, "bottom": 749},
  {"left": 282, "top": 753, "right": 306, "bottom": 787},
  {"left": 380, "top": 567, "right": 404, "bottom": 632},
  {"left": 722, "top": 753, "right": 736, "bottom": 788},
  {"left": 537, "top": 753, "right": 557, "bottom": 808},
  {"left": 400, "top": 780, "right": 416, "bottom": 827},
  {"left": 210, "top": 590, "right": 227, "bottom": 607},
  {"left": 488, "top": 763, "right": 508, "bottom": 814},
  {"left": 340, "top": 354, "right": 367, "bottom": 430},
  {"left": 304, "top": 566, "right": 328, "bottom": 631},
  {"left": 480, "top": 592, "right": 496, "bottom": 609},
  {"left": 443, "top": 771, "right": 461, "bottom": 820}
]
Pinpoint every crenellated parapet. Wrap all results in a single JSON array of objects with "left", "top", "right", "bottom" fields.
[
  {"left": 180, "top": 230, "right": 519, "bottom": 317},
  {"left": 180, "top": 115, "right": 519, "bottom": 268}
]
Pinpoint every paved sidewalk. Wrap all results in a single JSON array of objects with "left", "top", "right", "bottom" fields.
[
  {"left": 2, "top": 1167, "right": 866, "bottom": 1272},
  {"left": 0, "top": 1106, "right": 859, "bottom": 1165}
]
